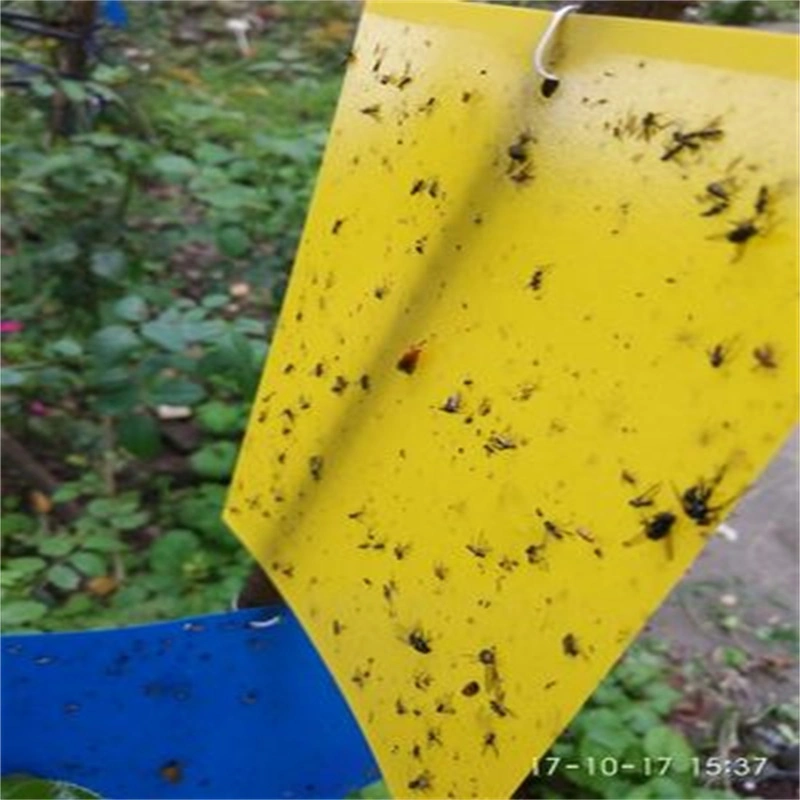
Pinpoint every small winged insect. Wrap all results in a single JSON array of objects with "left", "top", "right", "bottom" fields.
[
  {"left": 562, "top": 633, "right": 580, "bottom": 657},
  {"left": 753, "top": 344, "right": 777, "bottom": 369},
  {"left": 440, "top": 393, "right": 461, "bottom": 413},
  {"left": 708, "top": 341, "right": 731, "bottom": 368},
  {"left": 408, "top": 771, "right": 433, "bottom": 792},
  {"left": 624, "top": 511, "right": 678, "bottom": 559},
  {"left": 677, "top": 468, "right": 738, "bottom": 527},
  {"left": 397, "top": 344, "right": 424, "bottom": 374},
  {"left": 407, "top": 627, "right": 433, "bottom": 654},
  {"left": 628, "top": 483, "right": 660, "bottom": 508}
]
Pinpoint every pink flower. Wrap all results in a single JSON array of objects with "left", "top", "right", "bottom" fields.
[
  {"left": 29, "top": 401, "right": 50, "bottom": 417},
  {"left": 0, "top": 320, "right": 23, "bottom": 334}
]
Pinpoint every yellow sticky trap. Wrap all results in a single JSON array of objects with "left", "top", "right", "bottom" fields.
[{"left": 226, "top": 3, "right": 798, "bottom": 798}]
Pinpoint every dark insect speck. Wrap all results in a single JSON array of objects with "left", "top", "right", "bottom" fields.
[
  {"left": 331, "top": 218, "right": 345, "bottom": 235},
  {"left": 726, "top": 221, "right": 758, "bottom": 244},
  {"left": 541, "top": 78, "right": 559, "bottom": 98},
  {"left": 562, "top": 633, "right": 580, "bottom": 657},
  {"left": 461, "top": 681, "right": 480, "bottom": 697},
  {"left": 644, "top": 511, "right": 676, "bottom": 541},
  {"left": 408, "top": 629, "right": 432, "bottom": 654}
]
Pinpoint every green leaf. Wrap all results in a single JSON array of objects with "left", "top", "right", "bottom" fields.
[
  {"left": 94, "top": 383, "right": 140, "bottom": 415},
  {"left": 90, "top": 248, "right": 127, "bottom": 281},
  {"left": 0, "top": 367, "right": 27, "bottom": 388},
  {"left": 217, "top": 226, "right": 251, "bottom": 257},
  {"left": 643, "top": 726, "right": 693, "bottom": 772},
  {"left": 152, "top": 153, "right": 196, "bottom": 179},
  {"left": 88, "top": 325, "right": 141, "bottom": 365},
  {"left": 61, "top": 80, "right": 88, "bottom": 102},
  {"left": 189, "top": 442, "right": 238, "bottom": 480},
  {"left": 1, "top": 601, "right": 48, "bottom": 627},
  {"left": 81, "top": 533, "right": 121, "bottom": 553},
  {"left": 175, "top": 484, "right": 235, "bottom": 548},
  {"left": 47, "top": 563, "right": 81, "bottom": 591},
  {"left": 37, "top": 538, "right": 76, "bottom": 557},
  {"left": 118, "top": 412, "right": 162, "bottom": 459},
  {"left": 5, "top": 557, "right": 47, "bottom": 576},
  {"left": 147, "top": 377, "right": 206, "bottom": 406},
  {"left": 196, "top": 401, "right": 244, "bottom": 435},
  {"left": 44, "top": 240, "right": 79, "bottom": 264},
  {"left": 112, "top": 511, "right": 149, "bottom": 531},
  {"left": 48, "top": 338, "right": 83, "bottom": 359},
  {"left": 69, "top": 551, "right": 107, "bottom": 577},
  {"left": 202, "top": 184, "right": 260, "bottom": 210},
  {"left": 114, "top": 295, "right": 149, "bottom": 322},
  {"left": 149, "top": 529, "right": 199, "bottom": 576},
  {"left": 140, "top": 318, "right": 185, "bottom": 352}
]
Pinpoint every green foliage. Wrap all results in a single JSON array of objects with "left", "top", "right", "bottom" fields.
[
  {"left": 0, "top": 775, "right": 101, "bottom": 800},
  {"left": 520, "top": 644, "right": 738, "bottom": 799}
]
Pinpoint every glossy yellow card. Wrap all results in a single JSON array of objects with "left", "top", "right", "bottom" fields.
[{"left": 225, "top": 3, "right": 798, "bottom": 797}]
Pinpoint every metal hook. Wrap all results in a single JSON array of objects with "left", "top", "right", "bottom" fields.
[{"left": 533, "top": 3, "right": 581, "bottom": 97}]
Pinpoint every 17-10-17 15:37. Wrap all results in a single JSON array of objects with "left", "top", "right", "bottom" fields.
[{"left": 531, "top": 755, "right": 769, "bottom": 779}]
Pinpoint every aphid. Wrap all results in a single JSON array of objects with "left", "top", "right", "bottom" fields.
[
  {"left": 332, "top": 619, "right": 345, "bottom": 636},
  {"left": 484, "top": 434, "right": 517, "bottom": 454},
  {"left": 426, "top": 727, "right": 443, "bottom": 746},
  {"left": 701, "top": 181, "right": 731, "bottom": 217},
  {"left": 394, "top": 542, "right": 411, "bottom": 560},
  {"left": 461, "top": 91, "right": 472, "bottom": 102},
  {"left": 466, "top": 540, "right": 490, "bottom": 558},
  {"left": 754, "top": 185, "right": 769, "bottom": 215},
  {"left": 309, "top": 456, "right": 324, "bottom": 482},
  {"left": 408, "top": 628, "right": 433, "bottom": 654},
  {"left": 397, "top": 344, "right": 423, "bottom": 374},
  {"left": 434, "top": 697, "right": 455, "bottom": 714},
  {"left": 360, "top": 104, "right": 381, "bottom": 119},
  {"left": 482, "top": 731, "right": 499, "bottom": 755},
  {"left": 331, "top": 218, "right": 345, "bottom": 234},
  {"left": 395, "top": 697, "right": 408, "bottom": 715},
  {"left": 708, "top": 342, "right": 728, "bottom": 367},
  {"left": 331, "top": 375, "right": 348, "bottom": 394},
  {"left": 621, "top": 469, "right": 637, "bottom": 485},
  {"left": 411, "top": 743, "right": 422, "bottom": 760},
  {"left": 640, "top": 111, "right": 661, "bottom": 141},
  {"left": 461, "top": 681, "right": 480, "bottom": 697},
  {"left": 414, "top": 671, "right": 433, "bottom": 690},
  {"left": 374, "top": 285, "right": 388, "bottom": 299},
  {"left": 410, "top": 179, "right": 426, "bottom": 195},
  {"left": 414, "top": 237, "right": 427, "bottom": 254},
  {"left": 433, "top": 562, "right": 449, "bottom": 581},
  {"left": 726, "top": 220, "right": 758, "bottom": 244},
  {"left": 383, "top": 581, "right": 397, "bottom": 603},
  {"left": 753, "top": 344, "right": 777, "bottom": 369},
  {"left": 428, "top": 180, "right": 440, "bottom": 199},
  {"left": 489, "top": 698, "right": 514, "bottom": 717},
  {"left": 398, "top": 75, "right": 413, "bottom": 90},
  {"left": 440, "top": 393, "right": 461, "bottom": 413},
  {"left": 498, "top": 555, "right": 518, "bottom": 573},
  {"left": 507, "top": 136, "right": 529, "bottom": 162},
  {"left": 359, "top": 374, "right": 371, "bottom": 390},
  {"left": 419, "top": 96, "right": 436, "bottom": 113},
  {"left": 628, "top": 483, "right": 660, "bottom": 508},
  {"left": 510, "top": 165, "right": 534, "bottom": 185},
  {"left": 562, "top": 633, "right": 580, "bottom": 657},
  {"left": 525, "top": 543, "right": 545, "bottom": 564},
  {"left": 408, "top": 771, "right": 433, "bottom": 792},
  {"left": 351, "top": 666, "right": 371, "bottom": 688},
  {"left": 160, "top": 760, "right": 183, "bottom": 784},
  {"left": 528, "top": 268, "right": 546, "bottom": 291}
]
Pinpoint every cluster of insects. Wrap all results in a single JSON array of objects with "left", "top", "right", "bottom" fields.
[{"left": 660, "top": 119, "right": 724, "bottom": 162}]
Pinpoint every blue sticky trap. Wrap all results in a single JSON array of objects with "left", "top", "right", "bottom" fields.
[{"left": 1, "top": 608, "right": 379, "bottom": 799}]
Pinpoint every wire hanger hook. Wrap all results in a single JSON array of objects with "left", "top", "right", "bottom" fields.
[{"left": 533, "top": 3, "right": 581, "bottom": 97}]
